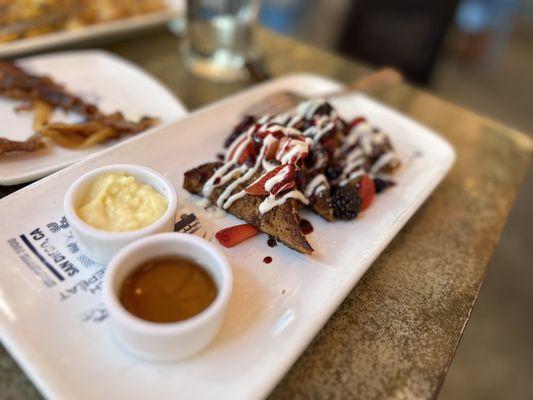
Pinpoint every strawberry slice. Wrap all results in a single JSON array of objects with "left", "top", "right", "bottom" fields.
[
  {"left": 245, "top": 167, "right": 282, "bottom": 196},
  {"left": 250, "top": 129, "right": 284, "bottom": 160},
  {"left": 275, "top": 136, "right": 291, "bottom": 159},
  {"left": 275, "top": 137, "right": 308, "bottom": 164},
  {"left": 227, "top": 135, "right": 248, "bottom": 161},
  {"left": 264, "top": 136, "right": 281, "bottom": 160},
  {"left": 359, "top": 174, "right": 376, "bottom": 211},
  {"left": 349, "top": 117, "right": 367, "bottom": 129},
  {"left": 237, "top": 141, "right": 255, "bottom": 164},
  {"left": 271, "top": 180, "right": 295, "bottom": 195},
  {"left": 265, "top": 142, "right": 278, "bottom": 160},
  {"left": 215, "top": 224, "right": 259, "bottom": 248},
  {"left": 254, "top": 128, "right": 284, "bottom": 140},
  {"left": 245, "top": 165, "right": 295, "bottom": 196}
]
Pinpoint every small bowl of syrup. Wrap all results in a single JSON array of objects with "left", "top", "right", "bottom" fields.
[{"left": 103, "top": 232, "right": 232, "bottom": 361}]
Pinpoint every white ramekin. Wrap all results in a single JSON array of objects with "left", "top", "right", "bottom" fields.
[
  {"left": 64, "top": 164, "right": 178, "bottom": 264},
  {"left": 103, "top": 233, "right": 233, "bottom": 361}
]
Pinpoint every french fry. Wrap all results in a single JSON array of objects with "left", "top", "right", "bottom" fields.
[
  {"left": 43, "top": 121, "right": 102, "bottom": 136},
  {"left": 78, "top": 127, "right": 118, "bottom": 148},
  {"left": 32, "top": 100, "right": 53, "bottom": 131},
  {"left": 40, "top": 129, "right": 84, "bottom": 149},
  {"left": 40, "top": 123, "right": 121, "bottom": 149}
]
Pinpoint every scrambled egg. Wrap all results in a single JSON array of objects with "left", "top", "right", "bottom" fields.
[{"left": 77, "top": 173, "right": 168, "bottom": 232}]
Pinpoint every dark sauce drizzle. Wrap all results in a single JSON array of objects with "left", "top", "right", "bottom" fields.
[{"left": 299, "top": 219, "right": 314, "bottom": 235}]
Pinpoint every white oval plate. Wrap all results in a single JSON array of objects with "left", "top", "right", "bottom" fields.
[
  {"left": 0, "top": 49, "right": 187, "bottom": 185},
  {"left": 0, "top": 74, "right": 455, "bottom": 400},
  {"left": 0, "top": 1, "right": 185, "bottom": 58}
]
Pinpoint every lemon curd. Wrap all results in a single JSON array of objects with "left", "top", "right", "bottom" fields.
[{"left": 77, "top": 173, "right": 168, "bottom": 231}]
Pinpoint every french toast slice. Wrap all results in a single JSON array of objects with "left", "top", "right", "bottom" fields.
[
  {"left": 184, "top": 162, "right": 313, "bottom": 254},
  {"left": 309, "top": 190, "right": 334, "bottom": 221}
]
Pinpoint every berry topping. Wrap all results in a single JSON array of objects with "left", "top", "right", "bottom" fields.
[
  {"left": 349, "top": 117, "right": 367, "bottom": 129},
  {"left": 271, "top": 180, "right": 296, "bottom": 195},
  {"left": 224, "top": 115, "right": 255, "bottom": 148},
  {"left": 374, "top": 178, "right": 396, "bottom": 193},
  {"left": 245, "top": 165, "right": 296, "bottom": 196},
  {"left": 227, "top": 135, "right": 253, "bottom": 164},
  {"left": 359, "top": 174, "right": 376, "bottom": 211},
  {"left": 331, "top": 184, "right": 361, "bottom": 220},
  {"left": 320, "top": 132, "right": 337, "bottom": 152},
  {"left": 253, "top": 128, "right": 284, "bottom": 141},
  {"left": 325, "top": 164, "right": 343, "bottom": 181},
  {"left": 237, "top": 141, "right": 256, "bottom": 164},
  {"left": 313, "top": 102, "right": 334, "bottom": 116},
  {"left": 275, "top": 136, "right": 308, "bottom": 164},
  {"left": 299, "top": 219, "right": 314, "bottom": 235},
  {"left": 264, "top": 137, "right": 280, "bottom": 160},
  {"left": 215, "top": 224, "right": 259, "bottom": 248}
]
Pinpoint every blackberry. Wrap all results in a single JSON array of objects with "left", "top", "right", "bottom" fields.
[
  {"left": 294, "top": 168, "right": 304, "bottom": 188},
  {"left": 326, "top": 164, "right": 343, "bottom": 181},
  {"left": 305, "top": 148, "right": 327, "bottom": 170},
  {"left": 302, "top": 120, "right": 314, "bottom": 131},
  {"left": 224, "top": 115, "right": 255, "bottom": 148},
  {"left": 331, "top": 184, "right": 361, "bottom": 220},
  {"left": 374, "top": 178, "right": 395, "bottom": 193},
  {"left": 313, "top": 102, "right": 334, "bottom": 116}
]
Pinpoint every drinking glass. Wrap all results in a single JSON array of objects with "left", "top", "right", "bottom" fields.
[{"left": 184, "top": 0, "right": 260, "bottom": 82}]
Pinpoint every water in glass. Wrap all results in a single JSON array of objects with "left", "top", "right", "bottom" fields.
[{"left": 185, "top": 0, "right": 260, "bottom": 81}]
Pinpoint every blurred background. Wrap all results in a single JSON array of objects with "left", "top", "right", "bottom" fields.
[{"left": 259, "top": 0, "right": 532, "bottom": 399}]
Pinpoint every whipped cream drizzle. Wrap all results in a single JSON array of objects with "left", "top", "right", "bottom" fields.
[
  {"left": 298, "top": 99, "right": 328, "bottom": 119},
  {"left": 370, "top": 152, "right": 396, "bottom": 175},
  {"left": 336, "top": 119, "right": 400, "bottom": 186},
  {"left": 201, "top": 99, "right": 398, "bottom": 215},
  {"left": 259, "top": 191, "right": 309, "bottom": 214},
  {"left": 305, "top": 174, "right": 329, "bottom": 197},
  {"left": 220, "top": 135, "right": 277, "bottom": 209},
  {"left": 277, "top": 138, "right": 312, "bottom": 164},
  {"left": 264, "top": 165, "right": 292, "bottom": 191}
]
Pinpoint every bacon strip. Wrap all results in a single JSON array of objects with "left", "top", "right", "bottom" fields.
[
  {"left": 0, "top": 135, "right": 45, "bottom": 155},
  {"left": 0, "top": 60, "right": 101, "bottom": 117},
  {"left": 0, "top": 61, "right": 159, "bottom": 155}
]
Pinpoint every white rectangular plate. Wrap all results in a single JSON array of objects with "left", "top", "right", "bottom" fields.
[
  {"left": 0, "top": 74, "right": 455, "bottom": 400},
  {"left": 0, "top": 49, "right": 187, "bottom": 185},
  {"left": 0, "top": 1, "right": 185, "bottom": 58}
]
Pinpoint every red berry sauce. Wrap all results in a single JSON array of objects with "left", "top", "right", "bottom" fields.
[{"left": 299, "top": 219, "right": 314, "bottom": 235}]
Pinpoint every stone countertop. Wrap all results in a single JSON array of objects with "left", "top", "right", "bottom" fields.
[{"left": 0, "top": 27, "right": 531, "bottom": 400}]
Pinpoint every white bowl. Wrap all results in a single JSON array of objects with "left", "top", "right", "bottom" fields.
[
  {"left": 103, "top": 233, "right": 233, "bottom": 361},
  {"left": 64, "top": 164, "right": 178, "bottom": 264}
]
